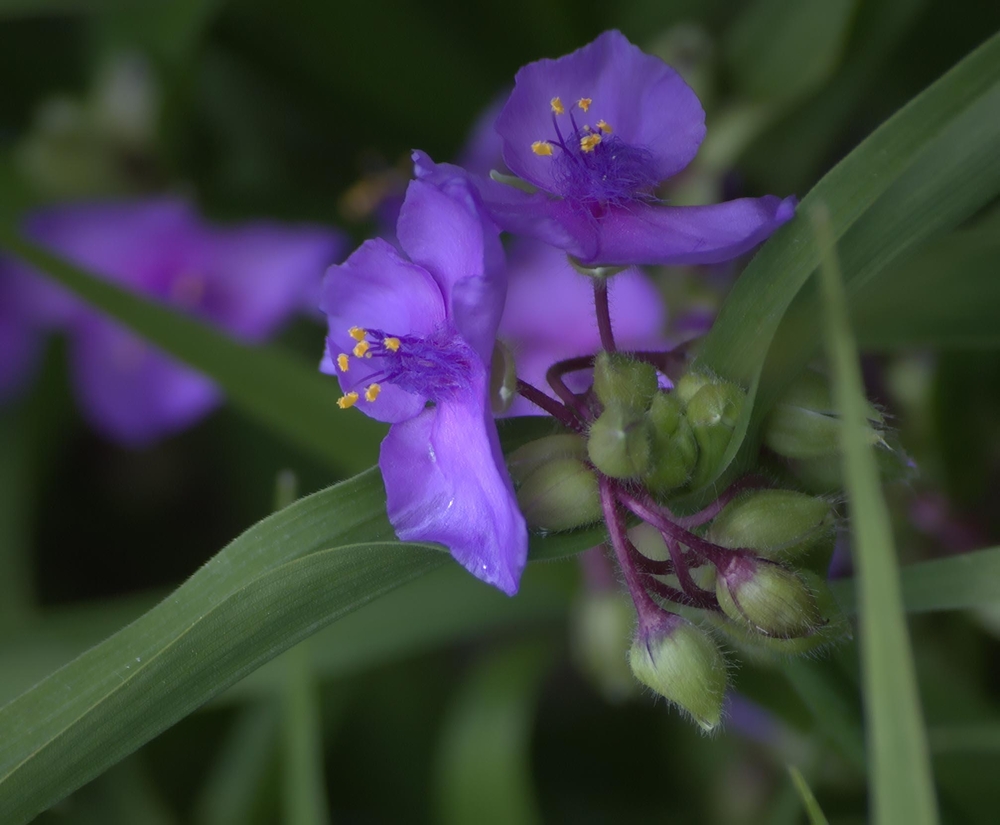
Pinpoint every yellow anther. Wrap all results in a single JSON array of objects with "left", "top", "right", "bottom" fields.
[
  {"left": 348, "top": 326, "right": 367, "bottom": 341},
  {"left": 383, "top": 336, "right": 401, "bottom": 352},
  {"left": 336, "top": 353, "right": 350, "bottom": 372},
  {"left": 550, "top": 97, "right": 565, "bottom": 115},
  {"left": 531, "top": 141, "right": 554, "bottom": 156},
  {"left": 353, "top": 340, "right": 370, "bottom": 358},
  {"left": 577, "top": 97, "right": 592, "bottom": 112},
  {"left": 337, "top": 392, "right": 359, "bottom": 409},
  {"left": 597, "top": 119, "right": 613, "bottom": 134},
  {"left": 580, "top": 133, "right": 602, "bottom": 153},
  {"left": 364, "top": 383, "right": 381, "bottom": 402}
]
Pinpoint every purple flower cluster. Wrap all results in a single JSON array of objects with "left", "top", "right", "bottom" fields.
[
  {"left": 2, "top": 198, "right": 343, "bottom": 446},
  {"left": 322, "top": 30, "right": 795, "bottom": 596}
]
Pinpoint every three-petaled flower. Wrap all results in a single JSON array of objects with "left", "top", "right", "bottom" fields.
[
  {"left": 486, "top": 30, "right": 796, "bottom": 267},
  {"left": 321, "top": 155, "right": 528, "bottom": 596}
]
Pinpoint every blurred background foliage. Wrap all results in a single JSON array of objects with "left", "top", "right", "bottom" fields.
[{"left": 1, "top": 0, "right": 1000, "bottom": 823}]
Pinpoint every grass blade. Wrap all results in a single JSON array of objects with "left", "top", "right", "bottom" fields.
[{"left": 815, "top": 204, "right": 938, "bottom": 824}]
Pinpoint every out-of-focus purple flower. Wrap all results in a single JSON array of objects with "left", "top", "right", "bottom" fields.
[
  {"left": 498, "top": 238, "right": 667, "bottom": 416},
  {"left": 0, "top": 273, "right": 45, "bottom": 404},
  {"left": 321, "top": 154, "right": 527, "bottom": 596},
  {"left": 8, "top": 198, "right": 343, "bottom": 446},
  {"left": 487, "top": 30, "right": 796, "bottom": 267}
]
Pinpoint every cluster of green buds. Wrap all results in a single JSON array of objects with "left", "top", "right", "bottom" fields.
[
  {"left": 502, "top": 278, "right": 871, "bottom": 731},
  {"left": 585, "top": 352, "right": 746, "bottom": 496}
]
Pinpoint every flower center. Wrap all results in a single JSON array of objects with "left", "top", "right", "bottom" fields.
[
  {"left": 334, "top": 325, "right": 475, "bottom": 409},
  {"left": 530, "top": 96, "right": 659, "bottom": 206}
]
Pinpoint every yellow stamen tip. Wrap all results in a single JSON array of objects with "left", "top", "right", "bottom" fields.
[
  {"left": 383, "top": 336, "right": 401, "bottom": 352},
  {"left": 531, "top": 141, "right": 554, "bottom": 156},
  {"left": 364, "top": 383, "right": 381, "bottom": 402},
  {"left": 353, "top": 340, "right": 370, "bottom": 358},
  {"left": 580, "top": 133, "right": 602, "bottom": 153},
  {"left": 337, "top": 392, "right": 359, "bottom": 410},
  {"left": 336, "top": 353, "right": 350, "bottom": 372},
  {"left": 597, "top": 119, "right": 612, "bottom": 134},
  {"left": 550, "top": 96, "right": 565, "bottom": 115},
  {"left": 577, "top": 97, "right": 592, "bottom": 112},
  {"left": 348, "top": 326, "right": 367, "bottom": 341}
]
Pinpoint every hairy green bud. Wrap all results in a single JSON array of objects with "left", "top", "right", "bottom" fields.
[
  {"left": 507, "top": 434, "right": 589, "bottom": 485},
  {"left": 645, "top": 393, "right": 698, "bottom": 491},
  {"left": 629, "top": 616, "right": 727, "bottom": 731},
  {"left": 707, "top": 490, "right": 835, "bottom": 558},
  {"left": 515, "top": 457, "right": 602, "bottom": 532},
  {"left": 685, "top": 381, "right": 745, "bottom": 489},
  {"left": 713, "top": 569, "right": 850, "bottom": 656},
  {"left": 674, "top": 372, "right": 713, "bottom": 404},
  {"left": 764, "top": 368, "right": 883, "bottom": 460},
  {"left": 716, "top": 557, "right": 823, "bottom": 638},
  {"left": 588, "top": 407, "right": 653, "bottom": 479},
  {"left": 592, "top": 352, "right": 659, "bottom": 414}
]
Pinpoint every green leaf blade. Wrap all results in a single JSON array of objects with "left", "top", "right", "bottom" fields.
[{"left": 815, "top": 205, "right": 938, "bottom": 825}]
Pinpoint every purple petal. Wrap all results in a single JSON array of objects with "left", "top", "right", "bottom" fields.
[
  {"left": 401, "top": 157, "right": 506, "bottom": 363},
  {"left": 379, "top": 375, "right": 527, "bottom": 596},
  {"left": 322, "top": 238, "right": 446, "bottom": 423},
  {"left": 0, "top": 308, "right": 41, "bottom": 406},
  {"left": 205, "top": 223, "right": 345, "bottom": 339},
  {"left": 577, "top": 195, "right": 798, "bottom": 267},
  {"left": 496, "top": 30, "right": 705, "bottom": 194},
  {"left": 480, "top": 179, "right": 597, "bottom": 261},
  {"left": 499, "top": 239, "right": 665, "bottom": 346},
  {"left": 23, "top": 198, "right": 202, "bottom": 297},
  {"left": 70, "top": 316, "right": 220, "bottom": 447}
]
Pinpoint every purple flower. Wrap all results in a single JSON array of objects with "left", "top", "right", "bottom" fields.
[
  {"left": 498, "top": 238, "right": 668, "bottom": 416},
  {"left": 321, "top": 155, "right": 527, "bottom": 596},
  {"left": 487, "top": 30, "right": 796, "bottom": 267},
  {"left": 0, "top": 272, "right": 45, "bottom": 404},
  {"left": 9, "top": 198, "right": 343, "bottom": 446}
]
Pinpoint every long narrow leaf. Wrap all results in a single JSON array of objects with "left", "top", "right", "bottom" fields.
[
  {"left": 816, "top": 204, "right": 938, "bottom": 825},
  {"left": 0, "top": 468, "right": 442, "bottom": 824}
]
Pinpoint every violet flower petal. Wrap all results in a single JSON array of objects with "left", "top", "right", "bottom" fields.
[
  {"left": 205, "top": 223, "right": 344, "bottom": 338},
  {"left": 583, "top": 195, "right": 798, "bottom": 267},
  {"left": 497, "top": 30, "right": 705, "bottom": 195},
  {"left": 379, "top": 372, "right": 527, "bottom": 596},
  {"left": 396, "top": 172, "right": 504, "bottom": 363},
  {"left": 70, "top": 316, "right": 220, "bottom": 448},
  {"left": 322, "top": 237, "right": 447, "bottom": 424}
]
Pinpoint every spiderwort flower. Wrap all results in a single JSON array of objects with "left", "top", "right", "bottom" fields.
[
  {"left": 321, "top": 156, "right": 528, "bottom": 596},
  {"left": 487, "top": 30, "right": 796, "bottom": 267},
  {"left": 6, "top": 198, "right": 343, "bottom": 445}
]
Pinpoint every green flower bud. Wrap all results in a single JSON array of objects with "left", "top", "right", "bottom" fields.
[
  {"left": 707, "top": 490, "right": 835, "bottom": 559},
  {"left": 629, "top": 616, "right": 727, "bottom": 731},
  {"left": 515, "top": 457, "right": 602, "bottom": 532},
  {"left": 592, "top": 351, "right": 659, "bottom": 414},
  {"left": 674, "top": 372, "right": 713, "bottom": 405},
  {"left": 571, "top": 591, "right": 638, "bottom": 703},
  {"left": 716, "top": 557, "right": 823, "bottom": 638},
  {"left": 764, "top": 368, "right": 883, "bottom": 460},
  {"left": 507, "top": 434, "right": 589, "bottom": 486},
  {"left": 645, "top": 393, "right": 698, "bottom": 491},
  {"left": 489, "top": 340, "right": 518, "bottom": 415},
  {"left": 712, "top": 569, "right": 850, "bottom": 656},
  {"left": 685, "top": 381, "right": 745, "bottom": 489},
  {"left": 587, "top": 407, "right": 653, "bottom": 479}
]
